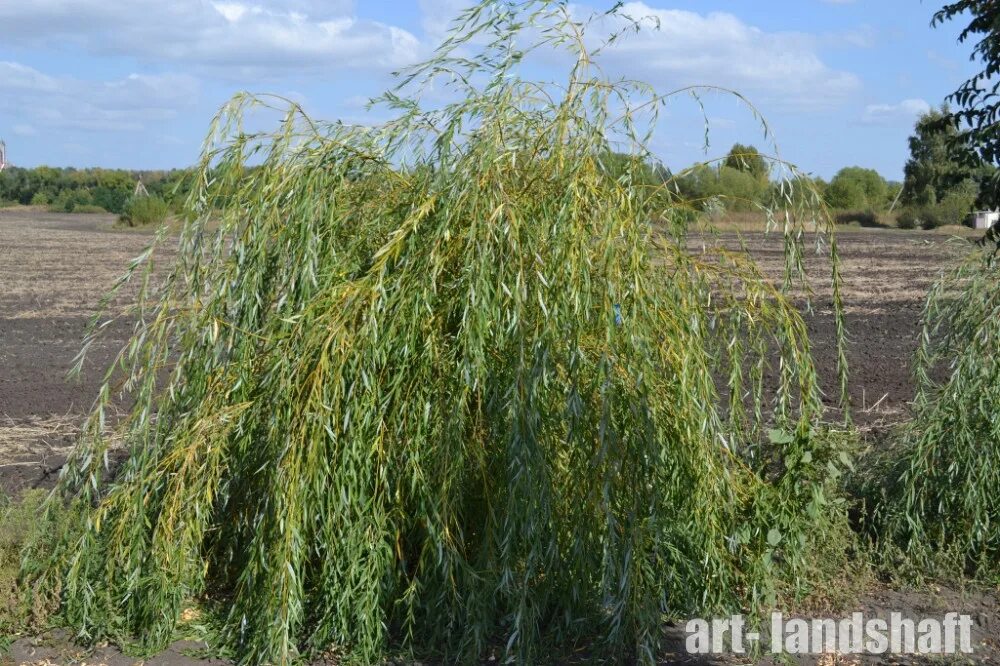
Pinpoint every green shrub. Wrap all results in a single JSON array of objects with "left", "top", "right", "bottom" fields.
[
  {"left": 896, "top": 208, "right": 920, "bottom": 229},
  {"left": 120, "top": 195, "right": 168, "bottom": 226},
  {"left": 47, "top": 192, "right": 72, "bottom": 213},
  {"left": 834, "top": 210, "right": 880, "bottom": 227},
  {"left": 47, "top": 189, "right": 95, "bottom": 214},
  {"left": 92, "top": 185, "right": 131, "bottom": 215},
  {"left": 896, "top": 179, "right": 978, "bottom": 230},
  {"left": 1, "top": 491, "right": 77, "bottom": 639},
  {"left": 825, "top": 177, "right": 866, "bottom": 210},
  {"left": 677, "top": 164, "right": 768, "bottom": 211},
  {"left": 31, "top": 2, "right": 851, "bottom": 663},
  {"left": 922, "top": 184, "right": 977, "bottom": 229},
  {"left": 29, "top": 191, "right": 50, "bottom": 207},
  {"left": 72, "top": 204, "right": 107, "bottom": 214},
  {"left": 872, "top": 249, "right": 1000, "bottom": 579},
  {"left": 919, "top": 209, "right": 944, "bottom": 230},
  {"left": 895, "top": 192, "right": 975, "bottom": 230}
]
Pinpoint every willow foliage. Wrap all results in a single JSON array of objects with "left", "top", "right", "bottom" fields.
[
  {"left": 31, "top": 2, "right": 851, "bottom": 663},
  {"left": 877, "top": 242, "right": 1000, "bottom": 576}
]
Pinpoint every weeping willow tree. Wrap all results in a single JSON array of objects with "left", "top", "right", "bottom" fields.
[
  {"left": 876, "top": 243, "right": 1000, "bottom": 577},
  {"left": 29, "top": 2, "right": 852, "bottom": 663}
]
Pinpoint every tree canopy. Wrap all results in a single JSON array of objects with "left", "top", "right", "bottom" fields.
[
  {"left": 825, "top": 167, "right": 888, "bottom": 210},
  {"left": 932, "top": 1, "right": 1000, "bottom": 166},
  {"left": 903, "top": 106, "right": 997, "bottom": 209},
  {"left": 0, "top": 166, "right": 190, "bottom": 213},
  {"left": 723, "top": 144, "right": 770, "bottom": 183},
  {"left": 676, "top": 163, "right": 769, "bottom": 211}
]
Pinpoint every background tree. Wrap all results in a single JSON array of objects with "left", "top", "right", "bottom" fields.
[
  {"left": 825, "top": 167, "right": 888, "bottom": 210},
  {"left": 677, "top": 163, "right": 768, "bottom": 211},
  {"left": 723, "top": 143, "right": 770, "bottom": 184},
  {"left": 92, "top": 170, "right": 135, "bottom": 214},
  {"left": 903, "top": 106, "right": 997, "bottom": 209},
  {"left": 932, "top": 2, "right": 1000, "bottom": 166},
  {"left": 0, "top": 166, "right": 193, "bottom": 213}
]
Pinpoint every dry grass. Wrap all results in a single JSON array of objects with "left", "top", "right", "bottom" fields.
[
  {"left": 0, "top": 212, "right": 152, "bottom": 319},
  {"left": 0, "top": 414, "right": 79, "bottom": 467},
  {"left": 705, "top": 208, "right": 983, "bottom": 236}
]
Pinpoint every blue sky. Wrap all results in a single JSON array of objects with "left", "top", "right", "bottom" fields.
[{"left": 0, "top": 0, "right": 979, "bottom": 180}]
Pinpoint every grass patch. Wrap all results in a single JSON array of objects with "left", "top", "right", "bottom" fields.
[
  {"left": 119, "top": 195, "right": 168, "bottom": 227},
  {"left": 704, "top": 208, "right": 907, "bottom": 232},
  {"left": 0, "top": 491, "right": 77, "bottom": 647},
  {"left": 833, "top": 210, "right": 885, "bottom": 228},
  {"left": 71, "top": 205, "right": 108, "bottom": 215}
]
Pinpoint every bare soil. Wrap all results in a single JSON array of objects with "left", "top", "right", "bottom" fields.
[
  {"left": 0, "top": 211, "right": 150, "bottom": 496},
  {"left": 724, "top": 231, "right": 972, "bottom": 430},
  {"left": 1, "top": 210, "right": 995, "bottom": 664}
]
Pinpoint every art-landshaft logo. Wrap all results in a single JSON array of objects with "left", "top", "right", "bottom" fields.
[{"left": 684, "top": 612, "right": 975, "bottom": 657}]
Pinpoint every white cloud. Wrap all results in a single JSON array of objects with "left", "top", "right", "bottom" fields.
[
  {"left": 825, "top": 24, "right": 878, "bottom": 49},
  {"left": 591, "top": 3, "right": 861, "bottom": 111},
  {"left": 0, "top": 62, "right": 199, "bottom": 132},
  {"left": 213, "top": 2, "right": 257, "bottom": 23},
  {"left": 0, "top": 1, "right": 422, "bottom": 80},
  {"left": 861, "top": 98, "right": 931, "bottom": 125},
  {"left": 419, "top": 0, "right": 472, "bottom": 41}
]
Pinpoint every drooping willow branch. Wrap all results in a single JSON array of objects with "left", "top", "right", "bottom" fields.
[{"left": 29, "top": 2, "right": 851, "bottom": 664}]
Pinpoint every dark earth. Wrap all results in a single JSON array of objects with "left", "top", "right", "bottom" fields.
[{"left": 0, "top": 210, "right": 995, "bottom": 664}]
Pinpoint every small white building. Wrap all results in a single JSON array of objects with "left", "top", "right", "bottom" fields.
[{"left": 972, "top": 210, "right": 1000, "bottom": 230}]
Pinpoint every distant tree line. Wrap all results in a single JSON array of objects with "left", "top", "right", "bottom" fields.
[
  {"left": 0, "top": 166, "right": 193, "bottom": 215},
  {"left": 671, "top": 144, "right": 905, "bottom": 221},
  {"left": 669, "top": 110, "right": 998, "bottom": 229},
  {"left": 5, "top": 107, "right": 992, "bottom": 231}
]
